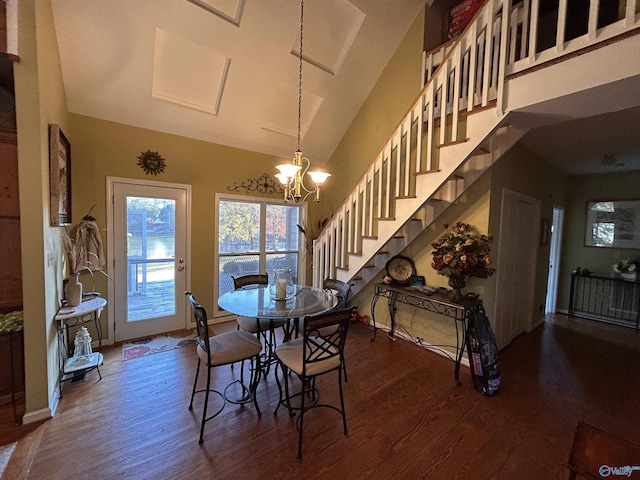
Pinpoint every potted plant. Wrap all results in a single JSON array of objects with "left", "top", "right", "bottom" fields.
[{"left": 612, "top": 258, "right": 640, "bottom": 282}]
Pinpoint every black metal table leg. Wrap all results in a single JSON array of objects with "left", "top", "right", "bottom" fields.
[{"left": 370, "top": 290, "right": 379, "bottom": 342}]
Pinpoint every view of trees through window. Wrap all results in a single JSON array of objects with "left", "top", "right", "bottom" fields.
[
  {"left": 217, "top": 197, "right": 303, "bottom": 308},
  {"left": 126, "top": 196, "right": 177, "bottom": 320}
]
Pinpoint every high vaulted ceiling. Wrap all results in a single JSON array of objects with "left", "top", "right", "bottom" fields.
[
  {"left": 50, "top": 0, "right": 427, "bottom": 166},
  {"left": 48, "top": 1, "right": 640, "bottom": 177}
]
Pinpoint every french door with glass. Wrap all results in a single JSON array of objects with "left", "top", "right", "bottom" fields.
[{"left": 108, "top": 178, "right": 190, "bottom": 342}]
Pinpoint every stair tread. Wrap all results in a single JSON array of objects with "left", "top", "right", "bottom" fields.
[
  {"left": 414, "top": 169, "right": 441, "bottom": 176},
  {"left": 436, "top": 138, "right": 469, "bottom": 148}
]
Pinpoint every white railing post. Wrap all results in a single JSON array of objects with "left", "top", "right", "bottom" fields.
[
  {"left": 403, "top": 119, "right": 411, "bottom": 196},
  {"left": 467, "top": 19, "right": 478, "bottom": 112},
  {"left": 415, "top": 95, "right": 424, "bottom": 173},
  {"left": 556, "top": 0, "right": 568, "bottom": 54},
  {"left": 625, "top": 0, "right": 636, "bottom": 27},
  {"left": 496, "top": 0, "right": 510, "bottom": 116},
  {"left": 425, "top": 95, "right": 434, "bottom": 171},
  {"left": 588, "top": 0, "right": 599, "bottom": 41},
  {"left": 481, "top": 0, "right": 494, "bottom": 107},
  {"left": 520, "top": 0, "right": 530, "bottom": 61},
  {"left": 451, "top": 47, "right": 462, "bottom": 140},
  {"left": 528, "top": 0, "right": 540, "bottom": 62}
]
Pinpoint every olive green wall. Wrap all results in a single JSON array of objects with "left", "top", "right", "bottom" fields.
[
  {"left": 15, "top": 0, "right": 69, "bottom": 420},
  {"left": 487, "top": 144, "right": 568, "bottom": 324},
  {"left": 318, "top": 7, "right": 426, "bottom": 225},
  {"left": 557, "top": 170, "right": 640, "bottom": 311},
  {"left": 68, "top": 114, "right": 285, "bottom": 322}
]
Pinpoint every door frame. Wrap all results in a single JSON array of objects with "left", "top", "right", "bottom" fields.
[
  {"left": 545, "top": 206, "right": 564, "bottom": 314},
  {"left": 105, "top": 176, "right": 192, "bottom": 345}
]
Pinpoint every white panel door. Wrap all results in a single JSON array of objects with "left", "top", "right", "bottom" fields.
[{"left": 493, "top": 189, "right": 540, "bottom": 348}]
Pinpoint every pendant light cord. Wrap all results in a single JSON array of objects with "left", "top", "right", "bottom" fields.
[{"left": 297, "top": 0, "right": 304, "bottom": 153}]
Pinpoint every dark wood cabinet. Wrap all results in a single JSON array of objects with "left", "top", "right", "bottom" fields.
[{"left": 0, "top": 129, "right": 21, "bottom": 313}]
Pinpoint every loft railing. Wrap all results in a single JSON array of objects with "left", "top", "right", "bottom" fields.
[
  {"left": 569, "top": 272, "right": 640, "bottom": 330},
  {"left": 313, "top": 0, "right": 640, "bottom": 287}
]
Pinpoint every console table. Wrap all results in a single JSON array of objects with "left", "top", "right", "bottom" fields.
[
  {"left": 55, "top": 297, "right": 106, "bottom": 394},
  {"left": 371, "top": 283, "right": 481, "bottom": 384}
]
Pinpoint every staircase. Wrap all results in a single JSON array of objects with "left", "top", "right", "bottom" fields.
[{"left": 313, "top": 0, "right": 640, "bottom": 293}]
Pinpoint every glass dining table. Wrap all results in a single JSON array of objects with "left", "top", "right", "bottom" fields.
[
  {"left": 218, "top": 284, "right": 338, "bottom": 321},
  {"left": 219, "top": 285, "right": 339, "bottom": 374}
]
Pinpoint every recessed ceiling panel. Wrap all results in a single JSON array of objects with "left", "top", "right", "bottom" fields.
[
  {"left": 152, "top": 28, "right": 230, "bottom": 115},
  {"left": 262, "top": 83, "right": 323, "bottom": 140},
  {"left": 292, "top": 0, "right": 365, "bottom": 75},
  {"left": 186, "top": 0, "right": 245, "bottom": 26}
]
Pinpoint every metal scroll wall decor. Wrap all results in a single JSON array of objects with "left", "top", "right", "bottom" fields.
[{"left": 226, "top": 173, "right": 284, "bottom": 195}]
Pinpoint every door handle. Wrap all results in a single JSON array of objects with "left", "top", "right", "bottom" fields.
[{"left": 178, "top": 265, "right": 185, "bottom": 272}]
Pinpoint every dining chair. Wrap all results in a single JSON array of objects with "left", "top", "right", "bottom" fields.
[
  {"left": 233, "top": 274, "right": 288, "bottom": 372},
  {"left": 321, "top": 278, "right": 353, "bottom": 381},
  {"left": 322, "top": 278, "right": 352, "bottom": 309},
  {"left": 185, "top": 292, "right": 262, "bottom": 444},
  {"left": 289, "top": 278, "right": 352, "bottom": 339},
  {"left": 274, "top": 306, "right": 355, "bottom": 459}
]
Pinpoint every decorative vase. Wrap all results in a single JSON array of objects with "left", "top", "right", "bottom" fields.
[
  {"left": 65, "top": 273, "right": 83, "bottom": 307},
  {"left": 448, "top": 275, "right": 466, "bottom": 300},
  {"left": 269, "top": 268, "right": 294, "bottom": 301}
]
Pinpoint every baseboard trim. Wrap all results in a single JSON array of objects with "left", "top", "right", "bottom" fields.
[
  {"left": 22, "top": 406, "right": 52, "bottom": 425},
  {"left": 21, "top": 388, "right": 59, "bottom": 424}
]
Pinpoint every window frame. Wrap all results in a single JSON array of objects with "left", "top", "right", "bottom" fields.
[{"left": 214, "top": 193, "right": 306, "bottom": 318}]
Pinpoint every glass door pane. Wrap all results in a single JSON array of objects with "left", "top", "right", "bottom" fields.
[
  {"left": 112, "top": 180, "right": 188, "bottom": 342},
  {"left": 126, "top": 197, "right": 176, "bottom": 321}
]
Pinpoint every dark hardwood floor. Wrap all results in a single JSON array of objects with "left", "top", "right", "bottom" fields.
[{"left": 1, "top": 313, "right": 639, "bottom": 479}]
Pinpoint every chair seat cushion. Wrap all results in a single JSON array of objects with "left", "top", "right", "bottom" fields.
[
  {"left": 275, "top": 338, "right": 341, "bottom": 376},
  {"left": 237, "top": 315, "right": 288, "bottom": 333},
  {"left": 295, "top": 318, "right": 339, "bottom": 337},
  {"left": 198, "top": 330, "right": 262, "bottom": 366}
]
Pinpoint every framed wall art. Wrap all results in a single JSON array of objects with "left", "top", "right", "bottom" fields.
[
  {"left": 585, "top": 200, "right": 640, "bottom": 248},
  {"left": 49, "top": 124, "right": 72, "bottom": 226}
]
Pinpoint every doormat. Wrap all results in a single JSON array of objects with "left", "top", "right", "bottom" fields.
[{"left": 121, "top": 329, "right": 198, "bottom": 362}]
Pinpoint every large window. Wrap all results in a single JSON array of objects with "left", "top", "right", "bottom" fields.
[{"left": 215, "top": 194, "right": 305, "bottom": 316}]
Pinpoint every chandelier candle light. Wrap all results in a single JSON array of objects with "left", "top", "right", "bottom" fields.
[{"left": 275, "top": 0, "right": 330, "bottom": 202}]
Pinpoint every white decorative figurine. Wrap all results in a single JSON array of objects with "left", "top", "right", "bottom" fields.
[{"left": 72, "top": 326, "right": 93, "bottom": 365}]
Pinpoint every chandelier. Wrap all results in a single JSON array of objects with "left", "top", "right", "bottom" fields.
[{"left": 275, "top": 0, "right": 330, "bottom": 202}]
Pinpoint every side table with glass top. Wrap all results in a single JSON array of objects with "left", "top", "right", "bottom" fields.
[{"left": 54, "top": 297, "right": 106, "bottom": 394}]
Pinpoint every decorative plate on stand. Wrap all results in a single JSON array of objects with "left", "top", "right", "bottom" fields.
[{"left": 385, "top": 255, "right": 416, "bottom": 285}]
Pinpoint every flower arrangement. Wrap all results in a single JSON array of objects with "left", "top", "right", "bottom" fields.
[
  {"left": 612, "top": 258, "right": 640, "bottom": 274},
  {"left": 431, "top": 222, "right": 495, "bottom": 279}
]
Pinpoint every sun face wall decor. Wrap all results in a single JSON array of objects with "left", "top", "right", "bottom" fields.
[{"left": 137, "top": 150, "right": 167, "bottom": 175}]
